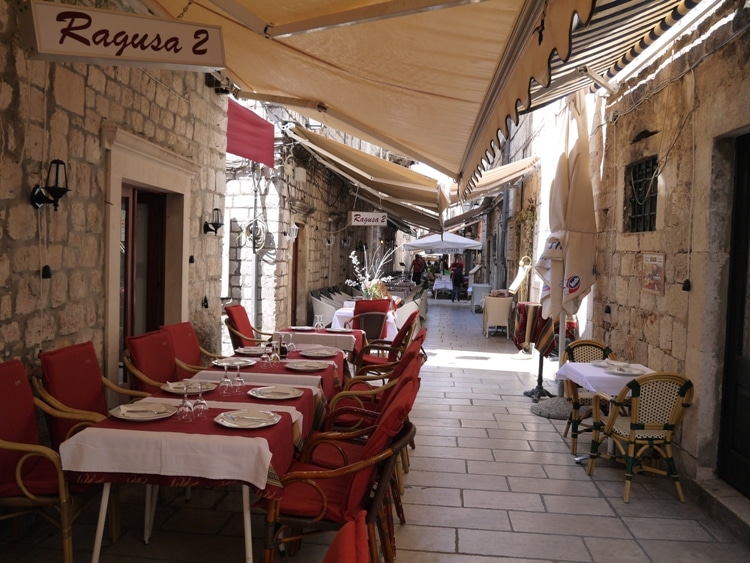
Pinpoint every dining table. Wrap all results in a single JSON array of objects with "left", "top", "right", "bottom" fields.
[
  {"left": 215, "top": 346, "right": 346, "bottom": 400},
  {"left": 555, "top": 360, "right": 654, "bottom": 396},
  {"left": 329, "top": 307, "right": 398, "bottom": 340},
  {"left": 60, "top": 394, "right": 302, "bottom": 563},
  {"left": 274, "top": 327, "right": 365, "bottom": 355}
]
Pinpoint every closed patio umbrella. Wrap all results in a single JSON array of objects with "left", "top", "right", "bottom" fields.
[{"left": 535, "top": 91, "right": 597, "bottom": 321}]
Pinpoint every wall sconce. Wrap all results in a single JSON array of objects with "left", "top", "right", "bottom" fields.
[
  {"left": 284, "top": 224, "right": 299, "bottom": 241},
  {"left": 31, "top": 159, "right": 69, "bottom": 211},
  {"left": 340, "top": 235, "right": 351, "bottom": 249},
  {"left": 203, "top": 208, "right": 224, "bottom": 235}
]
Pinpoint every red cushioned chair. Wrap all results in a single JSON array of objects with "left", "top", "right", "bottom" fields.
[
  {"left": 161, "top": 321, "right": 224, "bottom": 380},
  {"left": 345, "top": 298, "right": 392, "bottom": 343},
  {"left": 224, "top": 304, "right": 274, "bottom": 349},
  {"left": 321, "top": 510, "right": 369, "bottom": 563},
  {"left": 257, "top": 379, "right": 418, "bottom": 563},
  {"left": 0, "top": 359, "right": 101, "bottom": 563},
  {"left": 350, "top": 309, "right": 419, "bottom": 374},
  {"left": 35, "top": 341, "right": 148, "bottom": 450},
  {"left": 123, "top": 329, "right": 185, "bottom": 394}
]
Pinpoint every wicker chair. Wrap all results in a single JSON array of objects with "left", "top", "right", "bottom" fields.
[
  {"left": 560, "top": 339, "right": 617, "bottom": 455},
  {"left": 586, "top": 372, "right": 694, "bottom": 503}
]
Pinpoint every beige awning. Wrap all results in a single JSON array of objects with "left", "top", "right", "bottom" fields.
[
  {"left": 440, "top": 155, "right": 539, "bottom": 211},
  {"left": 145, "top": 0, "right": 702, "bottom": 196},
  {"left": 288, "top": 126, "right": 440, "bottom": 210},
  {"left": 146, "top": 0, "right": 595, "bottom": 195}
]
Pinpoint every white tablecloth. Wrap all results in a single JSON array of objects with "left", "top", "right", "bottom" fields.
[
  {"left": 555, "top": 362, "right": 654, "bottom": 397},
  {"left": 60, "top": 419, "right": 274, "bottom": 490},
  {"left": 432, "top": 279, "right": 452, "bottom": 294},
  {"left": 330, "top": 307, "right": 398, "bottom": 340}
]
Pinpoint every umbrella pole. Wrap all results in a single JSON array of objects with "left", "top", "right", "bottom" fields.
[{"left": 523, "top": 350, "right": 555, "bottom": 403}]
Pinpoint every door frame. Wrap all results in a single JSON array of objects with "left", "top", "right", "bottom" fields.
[{"left": 102, "top": 125, "right": 201, "bottom": 385}]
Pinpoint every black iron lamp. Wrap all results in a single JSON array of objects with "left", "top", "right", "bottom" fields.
[
  {"left": 203, "top": 208, "right": 224, "bottom": 235},
  {"left": 31, "top": 159, "right": 69, "bottom": 211}
]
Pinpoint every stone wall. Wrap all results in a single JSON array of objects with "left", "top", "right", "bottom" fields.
[
  {"left": 0, "top": 1, "right": 226, "bottom": 368},
  {"left": 587, "top": 3, "right": 750, "bottom": 478}
]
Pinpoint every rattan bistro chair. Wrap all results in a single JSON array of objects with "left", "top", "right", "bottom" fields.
[
  {"left": 561, "top": 339, "right": 617, "bottom": 455},
  {"left": 586, "top": 372, "right": 694, "bottom": 503}
]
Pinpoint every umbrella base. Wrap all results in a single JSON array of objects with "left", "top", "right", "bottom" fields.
[{"left": 523, "top": 385, "right": 555, "bottom": 403}]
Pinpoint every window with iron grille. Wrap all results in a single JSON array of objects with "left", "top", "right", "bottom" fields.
[{"left": 625, "top": 156, "right": 658, "bottom": 233}]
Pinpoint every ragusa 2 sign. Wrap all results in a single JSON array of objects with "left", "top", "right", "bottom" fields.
[
  {"left": 349, "top": 211, "right": 388, "bottom": 226},
  {"left": 20, "top": 1, "right": 225, "bottom": 71}
]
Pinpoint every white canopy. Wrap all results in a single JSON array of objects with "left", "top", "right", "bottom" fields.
[{"left": 403, "top": 232, "right": 482, "bottom": 254}]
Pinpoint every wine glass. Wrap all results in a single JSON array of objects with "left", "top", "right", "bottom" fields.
[
  {"left": 281, "top": 332, "right": 295, "bottom": 356},
  {"left": 314, "top": 314, "right": 325, "bottom": 330},
  {"left": 177, "top": 389, "right": 194, "bottom": 422},
  {"left": 269, "top": 342, "right": 281, "bottom": 367},
  {"left": 193, "top": 382, "right": 208, "bottom": 420},
  {"left": 232, "top": 363, "right": 245, "bottom": 394},
  {"left": 215, "top": 359, "right": 233, "bottom": 396}
]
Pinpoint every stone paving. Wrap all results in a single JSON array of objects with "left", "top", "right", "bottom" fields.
[{"left": 4, "top": 298, "right": 750, "bottom": 562}]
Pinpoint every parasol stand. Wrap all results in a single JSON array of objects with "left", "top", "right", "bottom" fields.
[{"left": 523, "top": 351, "right": 555, "bottom": 403}]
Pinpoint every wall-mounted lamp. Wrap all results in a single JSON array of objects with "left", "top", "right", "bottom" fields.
[
  {"left": 284, "top": 224, "right": 299, "bottom": 241},
  {"left": 31, "top": 159, "right": 69, "bottom": 211},
  {"left": 203, "top": 208, "right": 224, "bottom": 235}
]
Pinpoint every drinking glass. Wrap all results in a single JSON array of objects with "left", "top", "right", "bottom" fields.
[
  {"left": 177, "top": 390, "right": 194, "bottom": 422},
  {"left": 281, "top": 332, "right": 296, "bottom": 355},
  {"left": 232, "top": 364, "right": 245, "bottom": 394},
  {"left": 217, "top": 362, "right": 233, "bottom": 396},
  {"left": 314, "top": 314, "right": 325, "bottom": 330},
  {"left": 269, "top": 342, "right": 281, "bottom": 367},
  {"left": 193, "top": 382, "right": 208, "bottom": 420}
]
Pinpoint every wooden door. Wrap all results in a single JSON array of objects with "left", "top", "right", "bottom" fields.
[{"left": 718, "top": 133, "right": 750, "bottom": 497}]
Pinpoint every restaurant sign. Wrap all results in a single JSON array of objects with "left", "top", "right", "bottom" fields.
[
  {"left": 349, "top": 211, "right": 387, "bottom": 227},
  {"left": 20, "top": 1, "right": 225, "bottom": 71}
]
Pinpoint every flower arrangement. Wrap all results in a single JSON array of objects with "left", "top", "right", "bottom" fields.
[{"left": 345, "top": 246, "right": 396, "bottom": 299}]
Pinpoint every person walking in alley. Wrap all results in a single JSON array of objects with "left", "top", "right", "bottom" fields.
[
  {"left": 410, "top": 253, "right": 426, "bottom": 284},
  {"left": 450, "top": 254, "right": 464, "bottom": 302}
]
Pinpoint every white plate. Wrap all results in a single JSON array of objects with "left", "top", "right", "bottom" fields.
[
  {"left": 326, "top": 327, "right": 352, "bottom": 333},
  {"left": 213, "top": 357, "right": 256, "bottom": 368},
  {"left": 214, "top": 409, "right": 282, "bottom": 429},
  {"left": 160, "top": 381, "right": 217, "bottom": 395},
  {"left": 248, "top": 386, "right": 304, "bottom": 400},
  {"left": 591, "top": 359, "right": 610, "bottom": 368},
  {"left": 285, "top": 360, "right": 329, "bottom": 372},
  {"left": 300, "top": 348, "right": 339, "bottom": 358},
  {"left": 290, "top": 326, "right": 314, "bottom": 331},
  {"left": 235, "top": 346, "right": 266, "bottom": 356},
  {"left": 604, "top": 366, "right": 645, "bottom": 376},
  {"left": 110, "top": 403, "right": 178, "bottom": 421}
]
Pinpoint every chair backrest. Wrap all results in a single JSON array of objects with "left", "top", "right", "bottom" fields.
[
  {"left": 0, "top": 360, "right": 42, "bottom": 489},
  {"left": 562, "top": 339, "right": 617, "bottom": 364},
  {"left": 617, "top": 372, "right": 694, "bottom": 439},
  {"left": 395, "top": 301, "right": 419, "bottom": 329},
  {"left": 484, "top": 296, "right": 513, "bottom": 324},
  {"left": 125, "top": 329, "right": 178, "bottom": 392},
  {"left": 312, "top": 297, "right": 337, "bottom": 328},
  {"left": 382, "top": 309, "right": 419, "bottom": 362},
  {"left": 353, "top": 299, "right": 391, "bottom": 316},
  {"left": 39, "top": 342, "right": 108, "bottom": 448},
  {"left": 347, "top": 312, "right": 388, "bottom": 341},
  {"left": 346, "top": 376, "right": 418, "bottom": 518},
  {"left": 224, "top": 304, "right": 259, "bottom": 347},
  {"left": 161, "top": 321, "right": 203, "bottom": 379}
]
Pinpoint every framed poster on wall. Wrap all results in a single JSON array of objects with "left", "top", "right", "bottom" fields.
[{"left": 642, "top": 252, "right": 665, "bottom": 295}]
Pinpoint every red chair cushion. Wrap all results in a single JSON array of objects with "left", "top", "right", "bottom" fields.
[
  {"left": 322, "top": 510, "right": 369, "bottom": 563},
  {"left": 161, "top": 322, "right": 203, "bottom": 379},
  {"left": 126, "top": 330, "right": 178, "bottom": 392},
  {"left": 40, "top": 341, "right": 108, "bottom": 448},
  {"left": 225, "top": 305, "right": 257, "bottom": 346}
]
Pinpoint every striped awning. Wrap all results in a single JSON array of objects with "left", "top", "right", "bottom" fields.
[{"left": 525, "top": 0, "right": 702, "bottom": 112}]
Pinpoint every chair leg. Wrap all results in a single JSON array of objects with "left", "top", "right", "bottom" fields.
[
  {"left": 59, "top": 497, "right": 74, "bottom": 563},
  {"left": 664, "top": 444, "right": 686, "bottom": 502},
  {"left": 367, "top": 521, "right": 381, "bottom": 563},
  {"left": 391, "top": 476, "right": 406, "bottom": 525},
  {"left": 622, "top": 442, "right": 638, "bottom": 503},
  {"left": 586, "top": 424, "right": 603, "bottom": 476}
]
